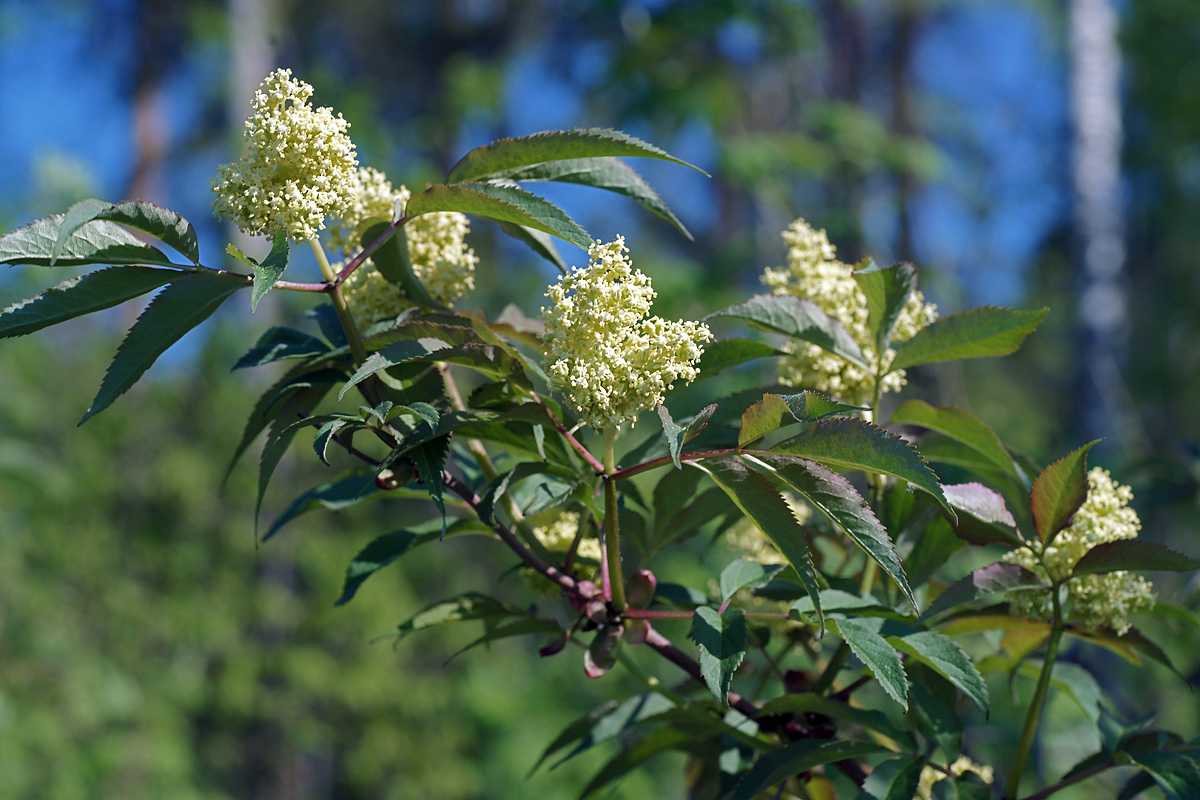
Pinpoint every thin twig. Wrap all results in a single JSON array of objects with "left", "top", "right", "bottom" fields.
[
  {"left": 608, "top": 448, "right": 738, "bottom": 481},
  {"left": 536, "top": 399, "right": 606, "bottom": 474}
]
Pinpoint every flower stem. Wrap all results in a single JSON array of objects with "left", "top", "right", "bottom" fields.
[
  {"left": 1006, "top": 590, "right": 1064, "bottom": 799},
  {"left": 308, "top": 238, "right": 367, "bottom": 365},
  {"left": 603, "top": 429, "right": 627, "bottom": 611}
]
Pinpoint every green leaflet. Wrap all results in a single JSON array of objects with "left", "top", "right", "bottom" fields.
[
  {"left": 579, "top": 724, "right": 695, "bottom": 798},
  {"left": 499, "top": 156, "right": 693, "bottom": 239},
  {"left": 891, "top": 399, "right": 1016, "bottom": 478},
  {"left": 394, "top": 592, "right": 517, "bottom": 641},
  {"left": 81, "top": 272, "right": 243, "bottom": 424},
  {"left": 1072, "top": 540, "right": 1200, "bottom": 576},
  {"left": 405, "top": 182, "right": 591, "bottom": 249},
  {"left": 852, "top": 260, "right": 917, "bottom": 352},
  {"left": 890, "top": 630, "right": 989, "bottom": 712},
  {"left": 447, "top": 127, "right": 708, "bottom": 182},
  {"left": 888, "top": 305, "right": 1048, "bottom": 371},
  {"left": 363, "top": 221, "right": 441, "bottom": 307},
  {"left": 695, "top": 337, "right": 783, "bottom": 380},
  {"left": 248, "top": 233, "right": 289, "bottom": 312},
  {"left": 262, "top": 472, "right": 379, "bottom": 541},
  {"left": 497, "top": 222, "right": 568, "bottom": 273},
  {"left": 730, "top": 739, "right": 886, "bottom": 800},
  {"left": 771, "top": 416, "right": 954, "bottom": 523},
  {"left": 689, "top": 607, "right": 748, "bottom": 703},
  {"left": 529, "top": 693, "right": 675, "bottom": 775},
  {"left": 1031, "top": 440, "right": 1100, "bottom": 543},
  {"left": 232, "top": 326, "right": 330, "bottom": 370},
  {"left": 52, "top": 198, "right": 200, "bottom": 264},
  {"left": 833, "top": 617, "right": 909, "bottom": 710},
  {"left": 0, "top": 209, "right": 174, "bottom": 267},
  {"left": 719, "top": 558, "right": 785, "bottom": 605},
  {"left": 707, "top": 293, "right": 868, "bottom": 367},
  {"left": 337, "top": 521, "right": 491, "bottom": 605},
  {"left": 0, "top": 266, "right": 179, "bottom": 339}
]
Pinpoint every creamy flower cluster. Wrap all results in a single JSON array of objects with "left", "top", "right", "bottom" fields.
[
  {"left": 213, "top": 69, "right": 358, "bottom": 241},
  {"left": 333, "top": 167, "right": 477, "bottom": 324},
  {"left": 542, "top": 237, "right": 711, "bottom": 429},
  {"left": 1005, "top": 468, "right": 1155, "bottom": 635},
  {"left": 531, "top": 511, "right": 602, "bottom": 562},
  {"left": 761, "top": 219, "right": 937, "bottom": 406},
  {"left": 917, "top": 755, "right": 994, "bottom": 799}
]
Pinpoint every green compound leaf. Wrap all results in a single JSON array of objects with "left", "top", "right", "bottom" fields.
[
  {"left": 892, "top": 399, "right": 1017, "bottom": 478},
  {"left": 81, "top": 272, "right": 243, "bottom": 424},
  {"left": 405, "top": 182, "right": 591, "bottom": 249},
  {"left": 499, "top": 156, "right": 693, "bottom": 239},
  {"left": 1, "top": 210, "right": 175, "bottom": 267},
  {"left": 832, "top": 617, "right": 909, "bottom": 710},
  {"left": 447, "top": 127, "right": 708, "bottom": 183},
  {"left": 707, "top": 293, "right": 868, "bottom": 368},
  {"left": 232, "top": 326, "right": 330, "bottom": 370},
  {"left": 497, "top": 222, "right": 568, "bottom": 273},
  {"left": 771, "top": 416, "right": 954, "bottom": 524},
  {"left": 696, "top": 337, "right": 783, "bottom": 380},
  {"left": 747, "top": 453, "right": 916, "bottom": 612},
  {"left": 1032, "top": 439, "right": 1100, "bottom": 543},
  {"left": 692, "top": 456, "right": 823, "bottom": 627},
  {"left": 0, "top": 266, "right": 178, "bottom": 339},
  {"left": 719, "top": 558, "right": 785, "bottom": 605},
  {"left": 689, "top": 606, "right": 748, "bottom": 704},
  {"left": 1073, "top": 540, "right": 1200, "bottom": 576},
  {"left": 890, "top": 630, "right": 989, "bottom": 712},
  {"left": 853, "top": 259, "right": 917, "bottom": 352},
  {"left": 889, "top": 305, "right": 1048, "bottom": 372},
  {"left": 52, "top": 198, "right": 200, "bottom": 265},
  {"left": 262, "top": 472, "right": 379, "bottom": 541},
  {"left": 730, "top": 739, "right": 886, "bottom": 800}
]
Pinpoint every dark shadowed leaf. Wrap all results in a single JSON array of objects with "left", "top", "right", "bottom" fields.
[
  {"left": 889, "top": 306, "right": 1048, "bottom": 371},
  {"left": 908, "top": 662, "right": 963, "bottom": 758},
  {"left": 1032, "top": 440, "right": 1100, "bottom": 542},
  {"left": 529, "top": 693, "right": 675, "bottom": 775},
  {"left": 0, "top": 266, "right": 178, "bottom": 339},
  {"left": 922, "top": 562, "right": 1046, "bottom": 621},
  {"left": 730, "top": 739, "right": 886, "bottom": 800},
  {"left": 81, "top": 272, "right": 242, "bottom": 424},
  {"left": 497, "top": 222, "right": 568, "bottom": 273},
  {"left": 833, "top": 617, "right": 909, "bottom": 709},
  {"left": 405, "top": 183, "right": 591, "bottom": 249},
  {"left": 502, "top": 157, "right": 693, "bottom": 239},
  {"left": 363, "top": 221, "right": 441, "bottom": 307},
  {"left": 448, "top": 127, "right": 708, "bottom": 183},
  {"left": 233, "top": 326, "right": 330, "bottom": 370},
  {"left": 262, "top": 472, "right": 379, "bottom": 541},
  {"left": 1073, "top": 540, "right": 1200, "bottom": 576},
  {"left": 395, "top": 592, "right": 515, "bottom": 640},
  {"left": 579, "top": 724, "right": 696, "bottom": 798},
  {"left": 336, "top": 521, "right": 491, "bottom": 605},
  {"left": 1126, "top": 747, "right": 1200, "bottom": 799},
  {"left": 707, "top": 294, "right": 867, "bottom": 367},
  {"left": 696, "top": 337, "right": 783, "bottom": 379}
]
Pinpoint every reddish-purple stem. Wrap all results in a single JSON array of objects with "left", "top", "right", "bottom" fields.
[
  {"left": 608, "top": 448, "right": 737, "bottom": 481},
  {"left": 333, "top": 215, "right": 410, "bottom": 286}
]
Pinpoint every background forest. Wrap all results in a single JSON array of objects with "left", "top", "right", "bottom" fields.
[{"left": 1, "top": 1, "right": 1198, "bottom": 798}]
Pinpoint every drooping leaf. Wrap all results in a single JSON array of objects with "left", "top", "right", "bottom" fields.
[
  {"left": 696, "top": 337, "right": 783, "bottom": 379},
  {"left": 891, "top": 399, "right": 1016, "bottom": 478},
  {"left": 395, "top": 592, "right": 515, "bottom": 640},
  {"left": 1, "top": 211, "right": 175, "bottom": 267},
  {"left": 363, "top": 221, "right": 441, "bottom": 307},
  {"left": 262, "top": 472, "right": 379, "bottom": 541},
  {"left": 942, "top": 483, "right": 1024, "bottom": 547},
  {"left": 529, "top": 693, "right": 675, "bottom": 775},
  {"left": 339, "top": 338, "right": 450, "bottom": 399},
  {"left": 691, "top": 457, "right": 824, "bottom": 626},
  {"left": 256, "top": 375, "right": 340, "bottom": 525},
  {"left": 1125, "top": 747, "right": 1200, "bottom": 799},
  {"left": 579, "top": 724, "right": 696, "bottom": 798},
  {"left": 853, "top": 260, "right": 916, "bottom": 351},
  {"left": 707, "top": 294, "right": 867, "bottom": 367},
  {"left": 889, "top": 306, "right": 1048, "bottom": 371},
  {"left": 689, "top": 606, "right": 748, "bottom": 703},
  {"left": 907, "top": 662, "right": 963, "bottom": 759},
  {"left": 719, "top": 559, "right": 785, "bottom": 605},
  {"left": 1031, "top": 440, "right": 1100, "bottom": 543},
  {"left": 771, "top": 417, "right": 954, "bottom": 523},
  {"left": 232, "top": 326, "right": 331, "bottom": 370},
  {"left": 497, "top": 222, "right": 568, "bottom": 273},
  {"left": 748, "top": 453, "right": 917, "bottom": 612},
  {"left": 730, "top": 739, "right": 886, "bottom": 800},
  {"left": 51, "top": 198, "right": 200, "bottom": 264},
  {"left": 447, "top": 128, "right": 708, "bottom": 183},
  {"left": 336, "top": 521, "right": 490, "bottom": 605},
  {"left": 657, "top": 405, "right": 686, "bottom": 469},
  {"left": 890, "top": 631, "right": 989, "bottom": 712},
  {"left": 409, "top": 435, "right": 451, "bottom": 533},
  {"left": 447, "top": 617, "right": 564, "bottom": 664},
  {"left": 832, "top": 617, "right": 909, "bottom": 710},
  {"left": 405, "top": 183, "right": 591, "bottom": 249},
  {"left": 248, "top": 232, "right": 289, "bottom": 312},
  {"left": 922, "top": 562, "right": 1046, "bottom": 621},
  {"left": 500, "top": 156, "right": 693, "bottom": 239},
  {"left": 81, "top": 272, "right": 243, "bottom": 423},
  {"left": 0, "top": 266, "right": 178, "bottom": 339},
  {"left": 1073, "top": 540, "right": 1200, "bottom": 577}
]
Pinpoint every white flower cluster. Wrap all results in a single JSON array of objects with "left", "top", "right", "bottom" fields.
[
  {"left": 531, "top": 511, "right": 602, "bottom": 562},
  {"left": 917, "top": 755, "right": 994, "bottom": 799},
  {"left": 761, "top": 219, "right": 937, "bottom": 406},
  {"left": 213, "top": 69, "right": 358, "bottom": 241},
  {"left": 542, "top": 237, "right": 711, "bottom": 429},
  {"left": 1005, "top": 468, "right": 1156, "bottom": 635},
  {"left": 333, "top": 167, "right": 477, "bottom": 325}
]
